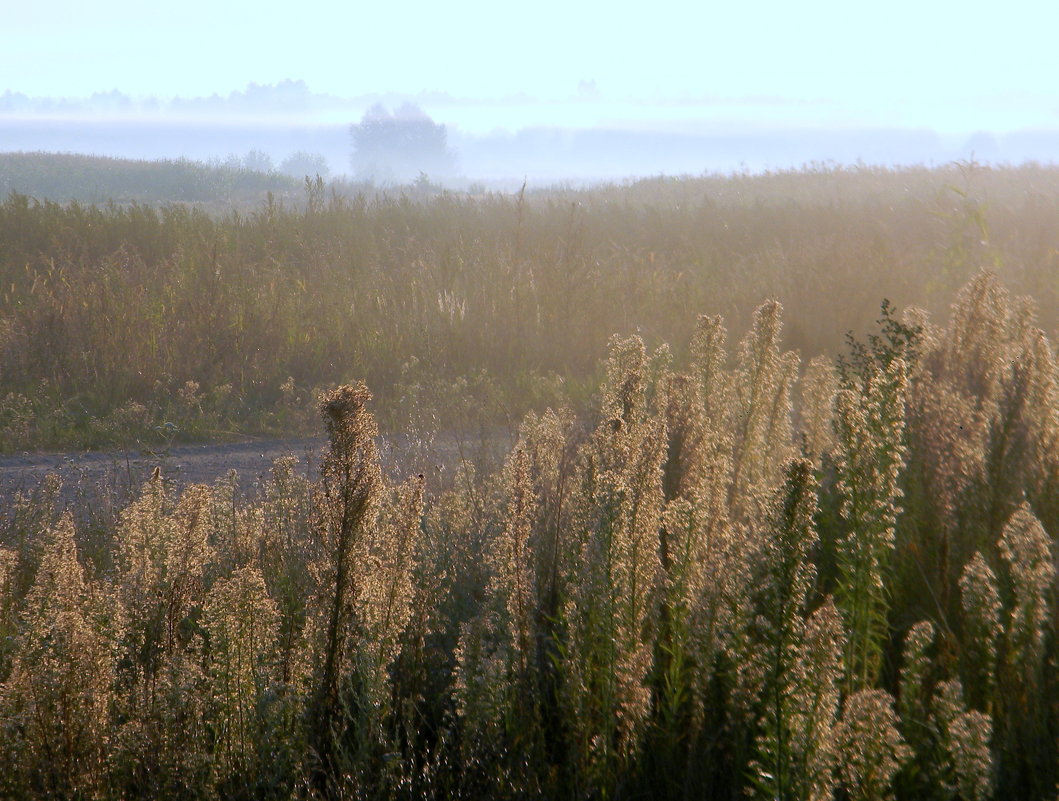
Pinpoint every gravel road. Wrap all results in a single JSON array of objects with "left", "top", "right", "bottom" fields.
[{"left": 0, "top": 430, "right": 513, "bottom": 509}]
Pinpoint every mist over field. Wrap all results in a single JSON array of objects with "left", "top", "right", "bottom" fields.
[
  {"left": 8, "top": 3, "right": 1059, "bottom": 800},
  {"left": 2, "top": 81, "right": 1056, "bottom": 187}
]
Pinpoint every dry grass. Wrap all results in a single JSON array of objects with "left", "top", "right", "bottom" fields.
[
  {"left": 2, "top": 165, "right": 1059, "bottom": 799},
  {"left": 4, "top": 162, "right": 1059, "bottom": 450}
]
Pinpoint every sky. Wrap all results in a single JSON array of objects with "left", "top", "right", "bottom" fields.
[{"left": 3, "top": 0, "right": 1059, "bottom": 136}]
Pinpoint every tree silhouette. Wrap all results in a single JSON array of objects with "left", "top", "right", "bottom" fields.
[{"left": 349, "top": 103, "right": 455, "bottom": 183}]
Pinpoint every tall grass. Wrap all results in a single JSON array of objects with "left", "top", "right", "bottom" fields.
[
  {"left": 4, "top": 268, "right": 1059, "bottom": 798},
  {"left": 5, "top": 163, "right": 1059, "bottom": 449},
  {"left": 4, "top": 162, "right": 1059, "bottom": 799}
]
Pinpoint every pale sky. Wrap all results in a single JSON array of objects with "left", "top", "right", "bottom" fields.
[{"left": 4, "top": 0, "right": 1059, "bottom": 135}]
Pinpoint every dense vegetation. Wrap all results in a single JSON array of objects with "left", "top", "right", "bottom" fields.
[
  {"left": 2, "top": 269, "right": 1058, "bottom": 799},
  {"left": 3, "top": 162, "right": 1059, "bottom": 451},
  {"left": 3, "top": 163, "right": 1059, "bottom": 799},
  {"left": 0, "top": 152, "right": 299, "bottom": 206}
]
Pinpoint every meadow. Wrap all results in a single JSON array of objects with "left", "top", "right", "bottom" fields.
[
  {"left": 2, "top": 162, "right": 1059, "bottom": 799},
  {"left": 3, "top": 160, "right": 1059, "bottom": 453},
  {"left": 0, "top": 152, "right": 301, "bottom": 206}
]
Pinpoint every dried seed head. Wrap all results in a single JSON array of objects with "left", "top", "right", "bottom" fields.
[
  {"left": 931, "top": 679, "right": 994, "bottom": 801},
  {"left": 998, "top": 503, "right": 1054, "bottom": 661},
  {"left": 321, "top": 382, "right": 372, "bottom": 428},
  {"left": 899, "top": 620, "right": 935, "bottom": 727},
  {"left": 959, "top": 551, "right": 1002, "bottom": 705},
  {"left": 835, "top": 689, "right": 911, "bottom": 801}
]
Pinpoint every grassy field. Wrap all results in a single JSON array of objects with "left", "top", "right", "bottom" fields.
[
  {"left": 2, "top": 162, "right": 1059, "bottom": 799},
  {"left": 3, "top": 161, "right": 1059, "bottom": 452},
  {"left": 0, "top": 151, "right": 302, "bottom": 206}
]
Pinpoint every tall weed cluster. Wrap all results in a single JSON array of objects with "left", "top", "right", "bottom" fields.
[{"left": 3, "top": 270, "right": 1059, "bottom": 799}]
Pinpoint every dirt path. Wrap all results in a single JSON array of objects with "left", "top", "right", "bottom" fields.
[
  {"left": 0, "top": 437, "right": 321, "bottom": 506},
  {"left": 0, "top": 430, "right": 513, "bottom": 508}
]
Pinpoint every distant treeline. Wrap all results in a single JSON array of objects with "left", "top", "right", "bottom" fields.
[{"left": 6, "top": 113, "right": 1059, "bottom": 183}]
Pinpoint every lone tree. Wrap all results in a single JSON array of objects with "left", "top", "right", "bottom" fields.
[{"left": 349, "top": 103, "right": 455, "bottom": 184}]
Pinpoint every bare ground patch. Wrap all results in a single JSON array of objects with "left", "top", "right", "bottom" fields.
[{"left": 0, "top": 429, "right": 513, "bottom": 509}]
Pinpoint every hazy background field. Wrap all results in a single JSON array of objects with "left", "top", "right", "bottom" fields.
[
  {"left": 6, "top": 0, "right": 1059, "bottom": 185},
  {"left": 3, "top": 81, "right": 1059, "bottom": 187},
  {"left": 3, "top": 159, "right": 1059, "bottom": 453}
]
